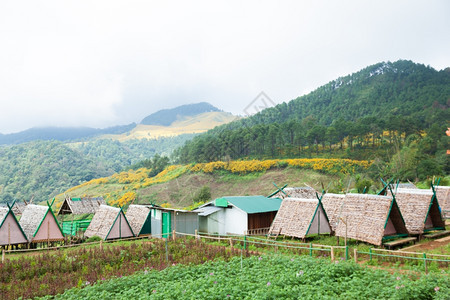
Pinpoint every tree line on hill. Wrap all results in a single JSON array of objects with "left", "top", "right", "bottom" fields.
[{"left": 174, "top": 60, "right": 450, "bottom": 181}]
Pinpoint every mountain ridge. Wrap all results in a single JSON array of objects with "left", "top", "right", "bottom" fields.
[
  {"left": 0, "top": 102, "right": 227, "bottom": 145},
  {"left": 140, "top": 102, "right": 221, "bottom": 126}
]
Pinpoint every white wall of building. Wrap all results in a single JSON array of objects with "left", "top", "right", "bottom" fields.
[{"left": 222, "top": 206, "right": 247, "bottom": 235}]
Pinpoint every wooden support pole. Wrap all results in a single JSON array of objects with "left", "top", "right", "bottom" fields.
[
  {"left": 195, "top": 229, "right": 199, "bottom": 240},
  {"left": 354, "top": 248, "right": 358, "bottom": 263},
  {"left": 100, "top": 240, "right": 103, "bottom": 251},
  {"left": 47, "top": 220, "right": 50, "bottom": 251},
  {"left": 229, "top": 238, "right": 233, "bottom": 247},
  {"left": 2, "top": 249, "right": 4, "bottom": 263},
  {"left": 331, "top": 246, "right": 335, "bottom": 262},
  {"left": 172, "top": 230, "right": 176, "bottom": 241}
]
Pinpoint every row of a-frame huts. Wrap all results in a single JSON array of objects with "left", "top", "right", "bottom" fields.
[{"left": 0, "top": 185, "right": 449, "bottom": 248}]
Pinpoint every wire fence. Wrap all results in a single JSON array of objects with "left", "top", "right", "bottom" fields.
[
  {"left": 180, "top": 231, "right": 450, "bottom": 273},
  {"left": 2, "top": 231, "right": 449, "bottom": 273}
]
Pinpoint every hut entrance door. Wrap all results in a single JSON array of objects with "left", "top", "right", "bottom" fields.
[{"left": 162, "top": 212, "right": 171, "bottom": 238}]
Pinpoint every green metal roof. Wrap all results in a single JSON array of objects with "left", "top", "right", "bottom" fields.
[{"left": 217, "top": 196, "right": 282, "bottom": 214}]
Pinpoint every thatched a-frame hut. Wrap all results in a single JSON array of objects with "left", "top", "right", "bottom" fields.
[
  {"left": 335, "top": 194, "right": 408, "bottom": 246},
  {"left": 58, "top": 197, "right": 105, "bottom": 215},
  {"left": 435, "top": 186, "right": 450, "bottom": 219},
  {"left": 268, "top": 197, "right": 331, "bottom": 239},
  {"left": 84, "top": 205, "right": 134, "bottom": 240},
  {"left": 0, "top": 205, "right": 28, "bottom": 245},
  {"left": 321, "top": 193, "right": 346, "bottom": 232},
  {"left": 19, "top": 204, "right": 64, "bottom": 243},
  {"left": 394, "top": 188, "right": 445, "bottom": 234},
  {"left": 270, "top": 187, "right": 320, "bottom": 200},
  {"left": 125, "top": 205, "right": 152, "bottom": 236}
]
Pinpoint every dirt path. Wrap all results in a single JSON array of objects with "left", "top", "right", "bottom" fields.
[{"left": 400, "top": 236, "right": 450, "bottom": 252}]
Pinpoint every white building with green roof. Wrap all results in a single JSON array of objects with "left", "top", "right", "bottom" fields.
[{"left": 194, "top": 196, "right": 282, "bottom": 235}]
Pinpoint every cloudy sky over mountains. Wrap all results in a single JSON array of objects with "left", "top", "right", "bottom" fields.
[{"left": 0, "top": 0, "right": 449, "bottom": 133}]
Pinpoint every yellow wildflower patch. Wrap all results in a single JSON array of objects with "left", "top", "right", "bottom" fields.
[
  {"left": 190, "top": 158, "right": 370, "bottom": 174},
  {"left": 109, "top": 191, "right": 136, "bottom": 207}
]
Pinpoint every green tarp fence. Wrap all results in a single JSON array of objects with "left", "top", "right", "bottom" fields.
[{"left": 62, "top": 219, "right": 92, "bottom": 236}]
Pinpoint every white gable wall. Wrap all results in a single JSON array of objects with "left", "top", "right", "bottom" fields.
[
  {"left": 33, "top": 211, "right": 64, "bottom": 242},
  {"left": 307, "top": 206, "right": 331, "bottom": 235},
  {"left": 0, "top": 213, "right": 28, "bottom": 245},
  {"left": 107, "top": 213, "right": 133, "bottom": 240}
]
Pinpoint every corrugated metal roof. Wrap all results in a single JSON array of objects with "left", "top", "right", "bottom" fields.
[
  {"left": 193, "top": 206, "right": 223, "bottom": 216},
  {"left": 220, "top": 196, "right": 282, "bottom": 214}
]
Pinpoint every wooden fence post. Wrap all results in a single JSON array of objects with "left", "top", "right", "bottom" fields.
[
  {"left": 244, "top": 235, "right": 247, "bottom": 251},
  {"left": 172, "top": 230, "right": 176, "bottom": 241},
  {"left": 331, "top": 246, "right": 334, "bottom": 261},
  {"left": 195, "top": 229, "right": 199, "bottom": 240},
  {"left": 354, "top": 248, "right": 358, "bottom": 263},
  {"left": 100, "top": 240, "right": 103, "bottom": 251},
  {"left": 229, "top": 238, "right": 233, "bottom": 247},
  {"left": 2, "top": 249, "right": 4, "bottom": 263}
]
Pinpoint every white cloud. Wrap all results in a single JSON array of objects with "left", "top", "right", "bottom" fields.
[{"left": 0, "top": 0, "right": 449, "bottom": 133}]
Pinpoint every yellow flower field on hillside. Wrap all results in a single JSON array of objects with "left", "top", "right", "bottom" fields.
[
  {"left": 191, "top": 158, "right": 370, "bottom": 175},
  {"left": 60, "top": 158, "right": 371, "bottom": 206}
]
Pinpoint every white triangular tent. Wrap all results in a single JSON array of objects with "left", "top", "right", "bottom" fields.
[{"left": 0, "top": 205, "right": 28, "bottom": 245}]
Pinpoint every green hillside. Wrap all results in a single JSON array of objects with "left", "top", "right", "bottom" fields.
[
  {"left": 175, "top": 60, "right": 450, "bottom": 180},
  {"left": 50, "top": 158, "right": 373, "bottom": 210},
  {"left": 0, "top": 106, "right": 236, "bottom": 204},
  {"left": 0, "top": 135, "right": 194, "bottom": 204},
  {"left": 0, "top": 141, "right": 113, "bottom": 203}
]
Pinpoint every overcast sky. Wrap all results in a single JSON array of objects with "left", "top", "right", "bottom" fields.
[{"left": 0, "top": 0, "right": 449, "bottom": 134}]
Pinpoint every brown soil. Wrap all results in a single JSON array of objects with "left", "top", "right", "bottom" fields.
[{"left": 400, "top": 235, "right": 450, "bottom": 252}]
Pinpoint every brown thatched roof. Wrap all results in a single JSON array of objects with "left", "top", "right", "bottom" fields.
[
  {"left": 435, "top": 186, "right": 450, "bottom": 218},
  {"left": 321, "top": 193, "right": 346, "bottom": 231},
  {"left": 271, "top": 187, "right": 320, "bottom": 200},
  {"left": 11, "top": 201, "right": 27, "bottom": 215},
  {"left": 394, "top": 188, "right": 445, "bottom": 234},
  {"left": 85, "top": 205, "right": 134, "bottom": 240},
  {"left": 269, "top": 198, "right": 331, "bottom": 238},
  {"left": 0, "top": 208, "right": 8, "bottom": 224},
  {"left": 396, "top": 183, "right": 417, "bottom": 189},
  {"left": 58, "top": 197, "right": 106, "bottom": 215},
  {"left": 335, "top": 194, "right": 408, "bottom": 246},
  {"left": 125, "top": 204, "right": 151, "bottom": 236}
]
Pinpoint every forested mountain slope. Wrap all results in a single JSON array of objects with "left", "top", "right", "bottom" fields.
[
  {"left": 0, "top": 103, "right": 235, "bottom": 204},
  {"left": 175, "top": 60, "right": 449, "bottom": 172},
  {"left": 220, "top": 60, "right": 449, "bottom": 130},
  {"left": 0, "top": 135, "right": 195, "bottom": 204}
]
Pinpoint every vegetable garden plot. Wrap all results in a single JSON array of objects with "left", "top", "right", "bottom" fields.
[{"left": 40, "top": 255, "right": 449, "bottom": 300}]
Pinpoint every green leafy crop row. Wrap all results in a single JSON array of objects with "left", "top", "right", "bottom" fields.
[{"left": 44, "top": 255, "right": 449, "bottom": 300}]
